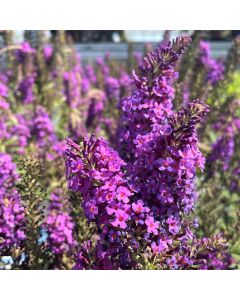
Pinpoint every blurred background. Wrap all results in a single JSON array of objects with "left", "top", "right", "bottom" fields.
[{"left": 1, "top": 30, "right": 240, "bottom": 63}]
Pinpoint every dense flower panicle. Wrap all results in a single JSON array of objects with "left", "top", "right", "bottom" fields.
[
  {"left": 0, "top": 153, "right": 19, "bottom": 189},
  {"left": 32, "top": 105, "right": 56, "bottom": 148},
  {"left": 104, "top": 76, "right": 120, "bottom": 101},
  {"left": 15, "top": 42, "right": 36, "bottom": 63},
  {"left": 118, "top": 36, "right": 191, "bottom": 160},
  {"left": 73, "top": 240, "right": 94, "bottom": 270},
  {"left": 9, "top": 114, "right": 32, "bottom": 154},
  {"left": 154, "top": 233, "right": 234, "bottom": 270},
  {"left": 200, "top": 251, "right": 234, "bottom": 270},
  {"left": 199, "top": 41, "right": 225, "bottom": 85},
  {"left": 127, "top": 100, "right": 209, "bottom": 228},
  {"left": 47, "top": 140, "right": 68, "bottom": 161},
  {"left": 45, "top": 188, "right": 77, "bottom": 255},
  {"left": 63, "top": 69, "right": 82, "bottom": 108},
  {"left": 96, "top": 57, "right": 110, "bottom": 76},
  {"left": 0, "top": 115, "right": 10, "bottom": 142},
  {"left": 0, "top": 104, "right": 32, "bottom": 154},
  {"left": 43, "top": 45, "right": 53, "bottom": 62},
  {"left": 0, "top": 189, "right": 26, "bottom": 252},
  {"left": 65, "top": 136, "right": 127, "bottom": 196},
  {"left": 133, "top": 52, "right": 143, "bottom": 67},
  {"left": 0, "top": 81, "right": 9, "bottom": 137},
  {"left": 81, "top": 77, "right": 90, "bottom": 94},
  {"left": 191, "top": 234, "right": 235, "bottom": 270},
  {"left": 97, "top": 57, "right": 131, "bottom": 100},
  {"left": 64, "top": 99, "right": 210, "bottom": 268},
  {"left": 117, "top": 38, "right": 208, "bottom": 228},
  {"left": 86, "top": 90, "right": 106, "bottom": 132},
  {"left": 85, "top": 65, "right": 97, "bottom": 85},
  {"left": 119, "top": 71, "right": 132, "bottom": 96},
  {"left": 17, "top": 75, "right": 35, "bottom": 104},
  {"left": 208, "top": 117, "right": 240, "bottom": 170},
  {"left": 0, "top": 153, "right": 25, "bottom": 253},
  {"left": 64, "top": 37, "right": 232, "bottom": 270},
  {"left": 65, "top": 136, "right": 135, "bottom": 268}
]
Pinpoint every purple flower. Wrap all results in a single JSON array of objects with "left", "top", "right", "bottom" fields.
[
  {"left": 0, "top": 189, "right": 26, "bottom": 251},
  {"left": 208, "top": 117, "right": 239, "bottom": 171},
  {"left": 0, "top": 82, "right": 8, "bottom": 98},
  {"left": 105, "top": 77, "right": 120, "bottom": 100},
  {"left": 166, "top": 216, "right": 180, "bottom": 235},
  {"left": 151, "top": 239, "right": 168, "bottom": 254},
  {"left": 9, "top": 114, "right": 31, "bottom": 154},
  {"left": 32, "top": 106, "right": 56, "bottom": 148},
  {"left": 106, "top": 200, "right": 120, "bottom": 215},
  {"left": 111, "top": 209, "right": 129, "bottom": 229},
  {"left": 0, "top": 99, "right": 9, "bottom": 110},
  {"left": 64, "top": 37, "right": 232, "bottom": 270},
  {"left": 63, "top": 69, "right": 82, "bottom": 108},
  {"left": 70, "top": 158, "right": 84, "bottom": 173},
  {"left": 0, "top": 153, "right": 19, "bottom": 189},
  {"left": 199, "top": 41, "right": 225, "bottom": 85},
  {"left": 84, "top": 200, "right": 98, "bottom": 220},
  {"left": 132, "top": 200, "right": 145, "bottom": 214},
  {"left": 157, "top": 157, "right": 176, "bottom": 172},
  {"left": 116, "top": 186, "right": 132, "bottom": 203},
  {"left": 145, "top": 217, "right": 159, "bottom": 235},
  {"left": 16, "top": 42, "right": 36, "bottom": 63},
  {"left": 101, "top": 177, "right": 117, "bottom": 191},
  {"left": 43, "top": 45, "right": 53, "bottom": 61},
  {"left": 45, "top": 189, "right": 77, "bottom": 255},
  {"left": 73, "top": 240, "right": 93, "bottom": 270},
  {"left": 17, "top": 75, "right": 35, "bottom": 104},
  {"left": 0, "top": 153, "right": 25, "bottom": 252}
]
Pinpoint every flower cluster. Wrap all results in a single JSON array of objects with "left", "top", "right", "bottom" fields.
[
  {"left": 198, "top": 41, "right": 225, "bottom": 85},
  {"left": 63, "top": 69, "right": 82, "bottom": 109},
  {"left": 43, "top": 45, "right": 53, "bottom": 62},
  {"left": 17, "top": 75, "right": 35, "bottom": 104},
  {"left": 9, "top": 114, "right": 32, "bottom": 154},
  {"left": 15, "top": 41, "right": 36, "bottom": 63},
  {"left": 64, "top": 37, "right": 232, "bottom": 269},
  {"left": 0, "top": 153, "right": 19, "bottom": 189},
  {"left": 118, "top": 36, "right": 191, "bottom": 159},
  {"left": 208, "top": 116, "right": 240, "bottom": 171},
  {"left": 0, "top": 153, "right": 25, "bottom": 253},
  {"left": 31, "top": 105, "right": 56, "bottom": 148},
  {"left": 45, "top": 188, "right": 77, "bottom": 255},
  {"left": 65, "top": 136, "right": 134, "bottom": 268}
]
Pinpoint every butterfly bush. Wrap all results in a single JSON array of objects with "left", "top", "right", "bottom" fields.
[
  {"left": 63, "top": 69, "right": 82, "bottom": 109},
  {"left": 15, "top": 41, "right": 36, "bottom": 63},
  {"left": 9, "top": 114, "right": 31, "bottom": 154},
  {"left": 0, "top": 153, "right": 25, "bottom": 253},
  {"left": 43, "top": 45, "right": 53, "bottom": 62},
  {"left": 0, "top": 31, "right": 238, "bottom": 269},
  {"left": 198, "top": 41, "right": 225, "bottom": 85},
  {"left": 17, "top": 75, "right": 36, "bottom": 104},
  {"left": 178, "top": 38, "right": 227, "bottom": 105},
  {"left": 209, "top": 117, "right": 240, "bottom": 171},
  {"left": 32, "top": 105, "right": 56, "bottom": 148},
  {"left": 45, "top": 188, "right": 77, "bottom": 255},
  {"left": 65, "top": 37, "right": 233, "bottom": 269}
]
